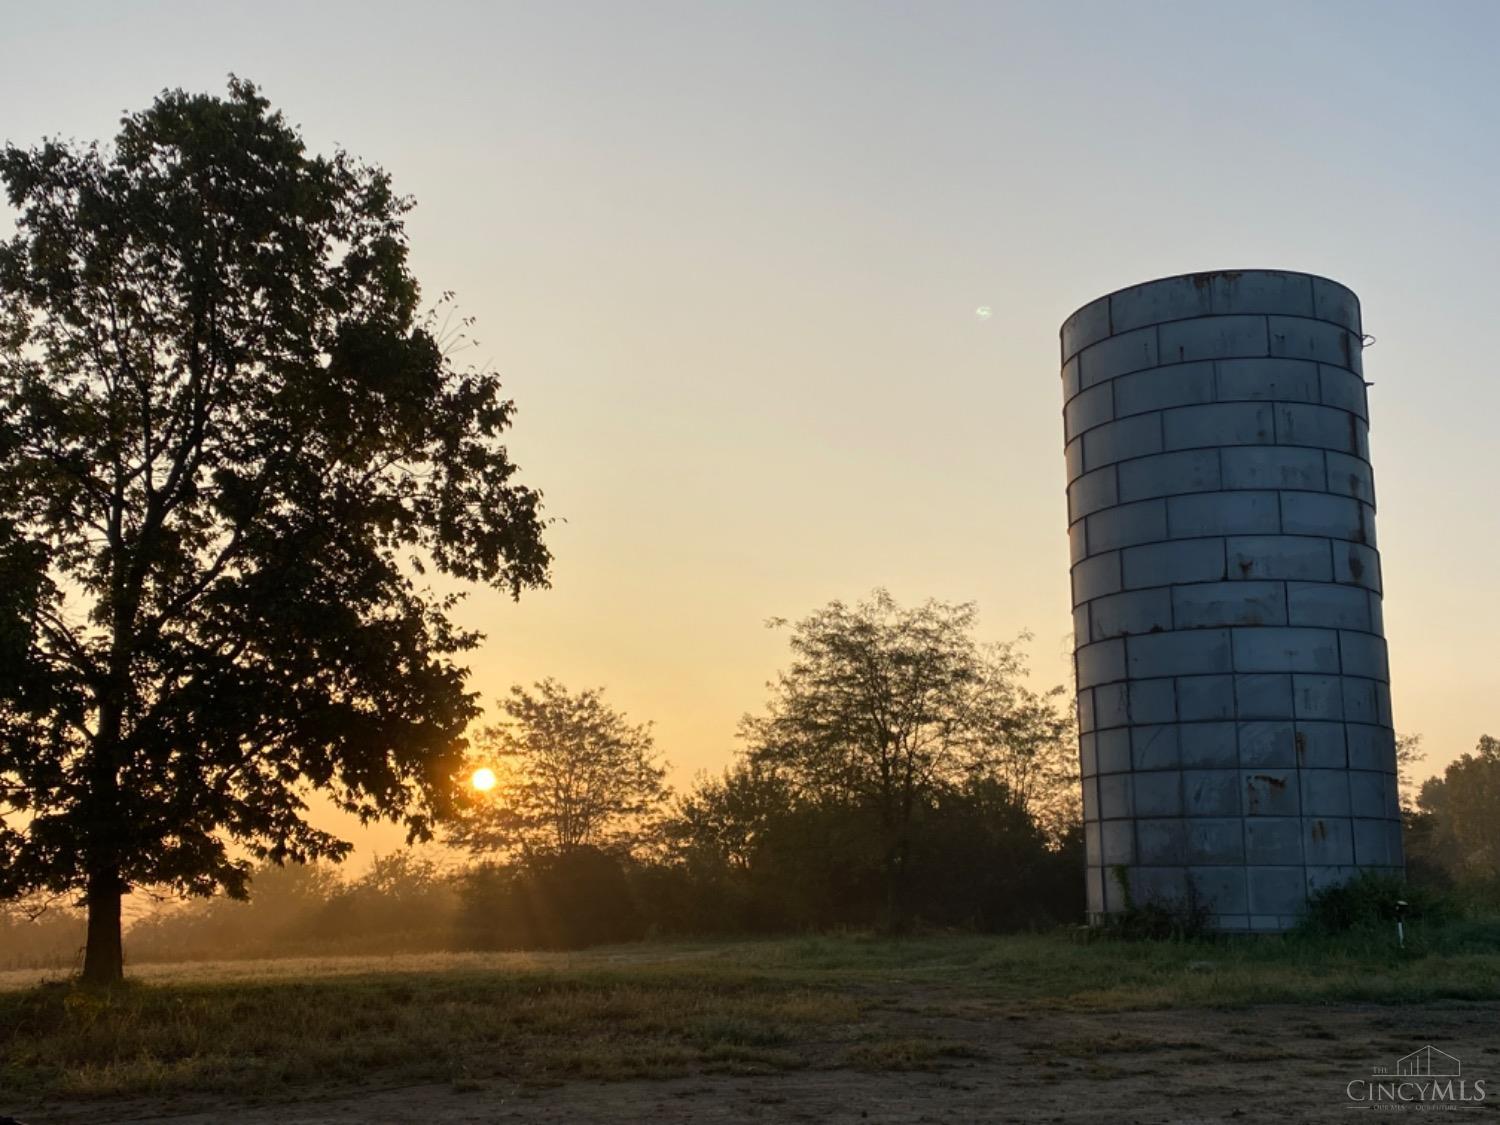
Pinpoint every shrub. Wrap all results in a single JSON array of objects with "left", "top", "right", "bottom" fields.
[
  {"left": 456, "top": 848, "right": 645, "bottom": 950},
  {"left": 1298, "top": 871, "right": 1458, "bottom": 936}
]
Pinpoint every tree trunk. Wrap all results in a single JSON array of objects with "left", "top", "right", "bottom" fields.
[
  {"left": 882, "top": 838, "right": 909, "bottom": 935},
  {"left": 883, "top": 857, "right": 899, "bottom": 934},
  {"left": 84, "top": 658, "right": 128, "bottom": 986},
  {"left": 81, "top": 865, "right": 124, "bottom": 986}
]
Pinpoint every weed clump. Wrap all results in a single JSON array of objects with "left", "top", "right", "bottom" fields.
[{"left": 1092, "top": 866, "right": 1214, "bottom": 942}]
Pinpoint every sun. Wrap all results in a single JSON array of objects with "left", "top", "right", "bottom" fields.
[{"left": 470, "top": 767, "right": 497, "bottom": 792}]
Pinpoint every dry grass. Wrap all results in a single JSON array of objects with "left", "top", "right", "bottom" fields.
[
  {"left": 2, "top": 970, "right": 862, "bottom": 1100},
  {"left": 2, "top": 925, "right": 1499, "bottom": 1107}
]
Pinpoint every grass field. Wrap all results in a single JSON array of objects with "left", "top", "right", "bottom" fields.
[{"left": 3, "top": 924, "right": 1499, "bottom": 1122}]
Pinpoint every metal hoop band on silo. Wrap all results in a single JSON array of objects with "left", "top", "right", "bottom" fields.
[{"left": 1060, "top": 270, "right": 1403, "bottom": 932}]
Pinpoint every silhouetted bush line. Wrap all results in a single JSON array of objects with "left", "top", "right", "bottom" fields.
[
  {"left": 10, "top": 731, "right": 1497, "bottom": 969},
  {"left": 458, "top": 784, "right": 1084, "bottom": 950},
  {"left": 1, "top": 784, "right": 1085, "bottom": 967},
  {"left": 9, "top": 810, "right": 1500, "bottom": 968}
]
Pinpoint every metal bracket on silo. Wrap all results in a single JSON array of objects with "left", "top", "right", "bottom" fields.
[{"left": 1060, "top": 269, "right": 1403, "bottom": 933}]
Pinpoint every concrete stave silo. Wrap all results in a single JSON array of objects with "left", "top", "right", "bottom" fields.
[{"left": 1060, "top": 269, "right": 1403, "bottom": 932}]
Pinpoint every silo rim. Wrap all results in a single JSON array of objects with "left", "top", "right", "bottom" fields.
[{"left": 1060, "top": 268, "right": 1358, "bottom": 339}]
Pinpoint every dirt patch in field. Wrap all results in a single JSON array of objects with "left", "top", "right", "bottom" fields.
[{"left": 16, "top": 991, "right": 1499, "bottom": 1125}]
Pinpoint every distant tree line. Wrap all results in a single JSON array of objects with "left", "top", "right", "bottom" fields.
[
  {"left": 445, "top": 589, "right": 1082, "bottom": 945},
  {"left": 1405, "top": 734, "right": 1500, "bottom": 901},
  {"left": 2, "top": 590, "right": 1085, "bottom": 965},
  {"left": 8, "top": 585, "right": 1500, "bottom": 969},
  {"left": 1, "top": 855, "right": 460, "bottom": 968}
]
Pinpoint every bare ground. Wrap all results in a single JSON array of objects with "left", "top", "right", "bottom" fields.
[{"left": 18, "top": 989, "right": 1500, "bottom": 1124}]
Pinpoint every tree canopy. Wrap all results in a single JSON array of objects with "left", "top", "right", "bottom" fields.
[
  {"left": 0, "top": 78, "right": 550, "bottom": 982},
  {"left": 739, "top": 589, "right": 1074, "bottom": 931},
  {"left": 1415, "top": 735, "right": 1500, "bottom": 880},
  {"left": 447, "top": 679, "right": 669, "bottom": 860}
]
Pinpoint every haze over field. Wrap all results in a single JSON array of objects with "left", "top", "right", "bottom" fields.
[{"left": 5, "top": 0, "right": 1497, "bottom": 865}]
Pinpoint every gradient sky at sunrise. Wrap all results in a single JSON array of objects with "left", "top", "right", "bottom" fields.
[{"left": 4, "top": 0, "right": 1497, "bottom": 862}]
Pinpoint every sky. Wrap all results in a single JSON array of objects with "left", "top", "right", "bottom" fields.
[{"left": 3, "top": 0, "right": 1497, "bottom": 866}]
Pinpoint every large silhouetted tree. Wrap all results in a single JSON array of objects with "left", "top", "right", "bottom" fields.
[{"left": 0, "top": 79, "right": 550, "bottom": 983}]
